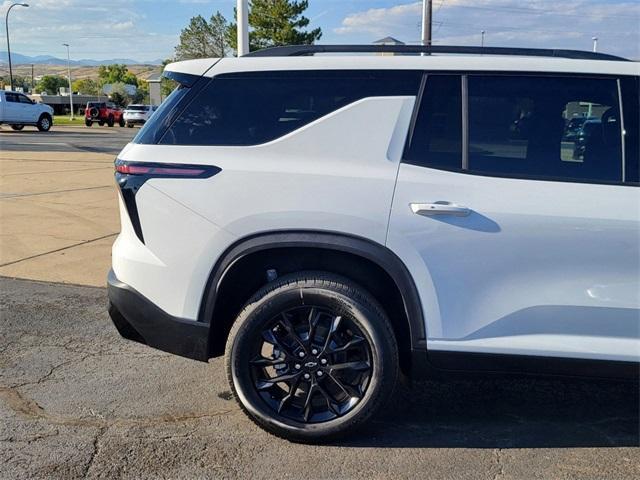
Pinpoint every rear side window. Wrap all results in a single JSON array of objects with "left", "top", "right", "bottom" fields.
[
  {"left": 404, "top": 75, "right": 462, "bottom": 169},
  {"left": 159, "top": 70, "right": 422, "bottom": 146},
  {"left": 468, "top": 75, "right": 622, "bottom": 183}
]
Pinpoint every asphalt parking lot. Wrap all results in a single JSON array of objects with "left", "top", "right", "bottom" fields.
[{"left": 1, "top": 127, "right": 639, "bottom": 479}]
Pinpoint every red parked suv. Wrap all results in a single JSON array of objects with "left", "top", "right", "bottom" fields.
[{"left": 85, "top": 101, "right": 125, "bottom": 127}]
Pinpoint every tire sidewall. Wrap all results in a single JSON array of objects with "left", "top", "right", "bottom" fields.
[
  {"left": 227, "top": 282, "right": 396, "bottom": 440},
  {"left": 37, "top": 115, "right": 51, "bottom": 132}
]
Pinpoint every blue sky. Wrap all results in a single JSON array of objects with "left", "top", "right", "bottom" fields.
[{"left": 2, "top": 0, "right": 639, "bottom": 61}]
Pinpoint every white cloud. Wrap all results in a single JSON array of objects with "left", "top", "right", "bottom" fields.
[{"left": 333, "top": 0, "right": 640, "bottom": 58}]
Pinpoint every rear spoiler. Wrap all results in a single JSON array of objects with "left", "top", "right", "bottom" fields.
[{"left": 163, "top": 58, "right": 221, "bottom": 85}]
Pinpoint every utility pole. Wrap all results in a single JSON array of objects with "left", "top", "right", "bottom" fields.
[
  {"left": 5, "top": 3, "right": 29, "bottom": 91},
  {"left": 421, "top": 0, "right": 433, "bottom": 47},
  {"left": 592, "top": 37, "right": 598, "bottom": 52},
  {"left": 30, "top": 63, "right": 34, "bottom": 91},
  {"left": 63, "top": 43, "right": 74, "bottom": 119},
  {"left": 237, "top": 0, "right": 249, "bottom": 56},
  {"left": 481, "top": 30, "right": 486, "bottom": 48}
]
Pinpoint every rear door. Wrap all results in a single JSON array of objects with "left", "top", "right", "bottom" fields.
[{"left": 388, "top": 73, "right": 639, "bottom": 363}]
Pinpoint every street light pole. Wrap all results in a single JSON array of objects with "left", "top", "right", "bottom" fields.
[
  {"left": 421, "top": 0, "right": 433, "bottom": 47},
  {"left": 481, "top": 30, "right": 486, "bottom": 48},
  {"left": 5, "top": 3, "right": 29, "bottom": 91},
  {"left": 592, "top": 37, "right": 598, "bottom": 53},
  {"left": 63, "top": 43, "right": 73, "bottom": 119},
  {"left": 237, "top": 0, "right": 249, "bottom": 56}
]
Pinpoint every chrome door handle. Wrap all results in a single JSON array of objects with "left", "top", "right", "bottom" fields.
[{"left": 410, "top": 201, "right": 471, "bottom": 217}]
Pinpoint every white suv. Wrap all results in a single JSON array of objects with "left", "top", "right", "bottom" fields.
[
  {"left": 123, "top": 104, "right": 158, "bottom": 128},
  {"left": 108, "top": 45, "right": 639, "bottom": 442}
]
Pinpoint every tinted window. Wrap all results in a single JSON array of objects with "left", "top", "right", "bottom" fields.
[
  {"left": 134, "top": 85, "right": 192, "bottom": 145},
  {"left": 404, "top": 75, "right": 462, "bottom": 169},
  {"left": 5, "top": 93, "right": 18, "bottom": 103},
  {"left": 18, "top": 95, "right": 32, "bottom": 104},
  {"left": 468, "top": 76, "right": 622, "bottom": 183},
  {"left": 620, "top": 76, "right": 639, "bottom": 183},
  {"left": 160, "top": 71, "right": 422, "bottom": 146}
]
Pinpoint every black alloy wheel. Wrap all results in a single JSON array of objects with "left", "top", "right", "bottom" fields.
[
  {"left": 226, "top": 272, "right": 398, "bottom": 443},
  {"left": 251, "top": 305, "right": 372, "bottom": 423}
]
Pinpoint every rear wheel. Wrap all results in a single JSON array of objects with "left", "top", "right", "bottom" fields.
[
  {"left": 10, "top": 124, "right": 24, "bottom": 131},
  {"left": 107, "top": 115, "right": 114, "bottom": 127},
  {"left": 118, "top": 117, "right": 125, "bottom": 127},
  {"left": 225, "top": 272, "right": 398, "bottom": 443},
  {"left": 36, "top": 114, "right": 52, "bottom": 132},
  {"left": 98, "top": 120, "right": 105, "bottom": 126},
  {"left": 126, "top": 123, "right": 134, "bottom": 128},
  {"left": 85, "top": 119, "right": 93, "bottom": 127}
]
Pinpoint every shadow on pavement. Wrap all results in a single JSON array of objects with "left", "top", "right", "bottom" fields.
[{"left": 344, "top": 376, "right": 639, "bottom": 448}]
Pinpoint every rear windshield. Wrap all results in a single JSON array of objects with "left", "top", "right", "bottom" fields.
[
  {"left": 134, "top": 70, "right": 422, "bottom": 146},
  {"left": 127, "top": 105, "right": 149, "bottom": 111},
  {"left": 133, "top": 85, "right": 191, "bottom": 144},
  {"left": 87, "top": 102, "right": 105, "bottom": 108}
]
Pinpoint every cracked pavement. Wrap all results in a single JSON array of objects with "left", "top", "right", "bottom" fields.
[{"left": 1, "top": 276, "right": 639, "bottom": 479}]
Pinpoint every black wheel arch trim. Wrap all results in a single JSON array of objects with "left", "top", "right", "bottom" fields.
[{"left": 198, "top": 230, "right": 427, "bottom": 352}]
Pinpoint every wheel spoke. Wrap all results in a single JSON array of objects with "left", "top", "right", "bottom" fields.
[
  {"left": 256, "top": 372, "right": 300, "bottom": 390},
  {"left": 307, "top": 307, "right": 320, "bottom": 347},
  {"left": 262, "top": 329, "right": 293, "bottom": 358},
  {"left": 321, "top": 315, "right": 342, "bottom": 354},
  {"left": 302, "top": 381, "right": 318, "bottom": 422},
  {"left": 330, "top": 360, "right": 371, "bottom": 373},
  {"left": 279, "top": 313, "right": 307, "bottom": 351},
  {"left": 250, "top": 356, "right": 284, "bottom": 367},
  {"left": 328, "top": 335, "right": 365, "bottom": 354},
  {"left": 327, "top": 371, "right": 362, "bottom": 400},
  {"left": 316, "top": 380, "right": 341, "bottom": 416},
  {"left": 277, "top": 375, "right": 302, "bottom": 413}
]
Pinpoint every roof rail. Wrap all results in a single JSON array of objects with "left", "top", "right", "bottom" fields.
[{"left": 245, "top": 44, "right": 628, "bottom": 62}]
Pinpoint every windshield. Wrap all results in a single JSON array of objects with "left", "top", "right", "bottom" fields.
[{"left": 127, "top": 105, "right": 149, "bottom": 111}]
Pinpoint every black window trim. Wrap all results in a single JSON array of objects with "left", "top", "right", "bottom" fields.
[{"left": 402, "top": 71, "right": 638, "bottom": 187}]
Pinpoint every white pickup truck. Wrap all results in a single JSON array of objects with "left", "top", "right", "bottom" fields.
[{"left": 0, "top": 90, "right": 54, "bottom": 131}]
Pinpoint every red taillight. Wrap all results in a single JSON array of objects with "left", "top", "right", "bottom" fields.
[{"left": 115, "top": 161, "right": 216, "bottom": 178}]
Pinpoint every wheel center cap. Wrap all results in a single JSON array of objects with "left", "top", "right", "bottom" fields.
[{"left": 304, "top": 360, "right": 318, "bottom": 368}]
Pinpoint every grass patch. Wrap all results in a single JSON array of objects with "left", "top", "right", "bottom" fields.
[{"left": 53, "top": 115, "right": 86, "bottom": 126}]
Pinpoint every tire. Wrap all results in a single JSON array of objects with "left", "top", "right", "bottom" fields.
[
  {"left": 225, "top": 272, "right": 398, "bottom": 443},
  {"left": 36, "top": 114, "right": 52, "bottom": 132},
  {"left": 107, "top": 115, "right": 114, "bottom": 127},
  {"left": 126, "top": 123, "right": 134, "bottom": 128},
  {"left": 10, "top": 124, "right": 24, "bottom": 131},
  {"left": 118, "top": 117, "right": 125, "bottom": 127},
  {"left": 98, "top": 121, "right": 105, "bottom": 126},
  {"left": 85, "top": 119, "right": 93, "bottom": 127}
]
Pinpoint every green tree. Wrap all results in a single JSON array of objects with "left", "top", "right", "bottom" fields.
[
  {"left": 174, "top": 12, "right": 229, "bottom": 60},
  {"left": 227, "top": 0, "right": 321, "bottom": 52},
  {"left": 72, "top": 78, "right": 99, "bottom": 95},
  {"left": 135, "top": 81, "right": 149, "bottom": 104},
  {"left": 35, "top": 75, "right": 68, "bottom": 95},
  {"left": 97, "top": 64, "right": 138, "bottom": 87},
  {"left": 108, "top": 83, "right": 130, "bottom": 107}
]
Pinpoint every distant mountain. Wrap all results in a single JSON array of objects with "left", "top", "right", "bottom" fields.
[{"left": 0, "top": 51, "right": 163, "bottom": 66}]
